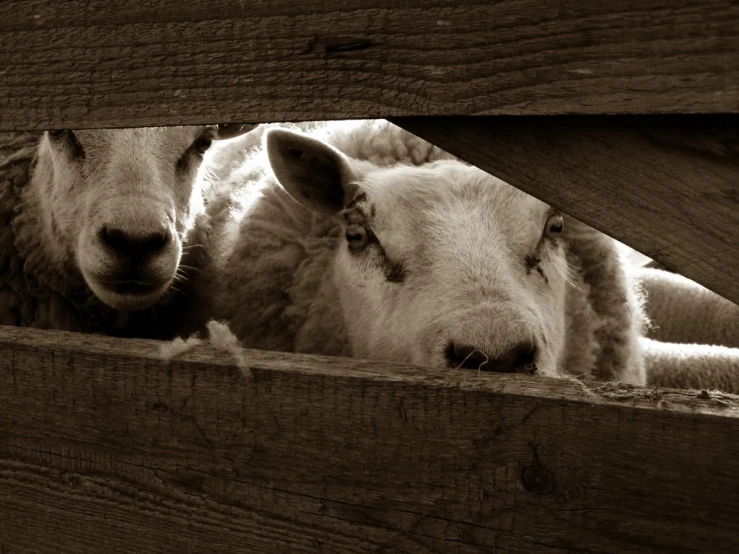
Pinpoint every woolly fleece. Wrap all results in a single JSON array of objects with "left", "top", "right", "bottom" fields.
[
  {"left": 637, "top": 267, "right": 739, "bottom": 348},
  {"left": 634, "top": 267, "right": 739, "bottom": 393}
]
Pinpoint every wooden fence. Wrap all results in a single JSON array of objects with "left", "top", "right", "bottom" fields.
[{"left": 1, "top": 1, "right": 737, "bottom": 552}]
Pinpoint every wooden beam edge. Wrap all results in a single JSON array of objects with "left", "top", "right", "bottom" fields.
[{"left": 2, "top": 325, "right": 738, "bottom": 419}]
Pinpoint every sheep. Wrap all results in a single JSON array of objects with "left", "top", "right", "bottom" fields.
[
  {"left": 636, "top": 267, "right": 739, "bottom": 348},
  {"left": 171, "top": 119, "right": 739, "bottom": 394},
  {"left": 630, "top": 266, "right": 739, "bottom": 393},
  {"left": 591, "top": 241, "right": 739, "bottom": 391},
  {"left": 0, "top": 124, "right": 253, "bottom": 338},
  {"left": 190, "top": 120, "right": 647, "bottom": 385},
  {"left": 642, "top": 338, "right": 739, "bottom": 394}
]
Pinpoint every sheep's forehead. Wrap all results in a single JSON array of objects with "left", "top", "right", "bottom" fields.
[
  {"left": 357, "top": 164, "right": 550, "bottom": 250},
  {"left": 73, "top": 126, "right": 204, "bottom": 163}
]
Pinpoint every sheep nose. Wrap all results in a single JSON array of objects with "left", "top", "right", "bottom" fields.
[
  {"left": 446, "top": 341, "right": 537, "bottom": 373},
  {"left": 99, "top": 226, "right": 171, "bottom": 260}
]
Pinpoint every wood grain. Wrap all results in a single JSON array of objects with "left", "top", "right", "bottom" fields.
[
  {"left": 393, "top": 115, "right": 739, "bottom": 305},
  {"left": 1, "top": 325, "right": 739, "bottom": 553},
  {"left": 0, "top": 0, "right": 737, "bottom": 131}
]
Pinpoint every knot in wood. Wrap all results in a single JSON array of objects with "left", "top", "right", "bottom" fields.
[
  {"left": 322, "top": 37, "right": 376, "bottom": 54},
  {"left": 521, "top": 464, "right": 555, "bottom": 495}
]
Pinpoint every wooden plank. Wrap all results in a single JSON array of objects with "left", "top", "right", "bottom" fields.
[
  {"left": 393, "top": 115, "right": 739, "bottom": 305},
  {"left": 1, "top": 325, "right": 739, "bottom": 553},
  {"left": 0, "top": 0, "right": 737, "bottom": 131}
]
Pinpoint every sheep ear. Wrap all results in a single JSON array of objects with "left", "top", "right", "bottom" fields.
[
  {"left": 213, "top": 123, "right": 258, "bottom": 140},
  {"left": 266, "top": 129, "right": 357, "bottom": 215}
]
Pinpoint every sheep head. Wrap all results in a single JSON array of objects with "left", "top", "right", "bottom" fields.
[
  {"left": 34, "top": 124, "right": 252, "bottom": 312},
  {"left": 267, "top": 129, "right": 572, "bottom": 376}
]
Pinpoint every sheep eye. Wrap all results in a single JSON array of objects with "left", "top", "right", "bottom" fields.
[
  {"left": 545, "top": 214, "right": 564, "bottom": 238},
  {"left": 48, "top": 129, "right": 84, "bottom": 159},
  {"left": 346, "top": 223, "right": 370, "bottom": 251},
  {"left": 192, "top": 135, "right": 213, "bottom": 155},
  {"left": 177, "top": 133, "right": 213, "bottom": 169}
]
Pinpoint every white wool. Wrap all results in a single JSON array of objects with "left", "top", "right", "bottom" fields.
[
  {"left": 206, "top": 319, "right": 253, "bottom": 379},
  {"left": 158, "top": 319, "right": 253, "bottom": 380},
  {"left": 632, "top": 266, "right": 739, "bottom": 392},
  {"left": 636, "top": 267, "right": 739, "bottom": 348},
  {"left": 159, "top": 336, "right": 204, "bottom": 361},
  {"left": 643, "top": 338, "right": 739, "bottom": 394}
]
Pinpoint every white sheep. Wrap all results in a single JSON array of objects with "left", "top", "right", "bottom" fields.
[
  {"left": 190, "top": 120, "right": 647, "bottom": 385},
  {"left": 0, "top": 124, "right": 252, "bottom": 338},
  {"left": 636, "top": 267, "right": 739, "bottom": 348},
  {"left": 634, "top": 267, "right": 739, "bottom": 393},
  {"left": 171, "top": 119, "right": 738, "bottom": 393}
]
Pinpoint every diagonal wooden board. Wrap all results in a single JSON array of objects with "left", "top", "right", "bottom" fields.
[
  {"left": 1, "top": 325, "right": 739, "bottom": 553},
  {"left": 0, "top": 0, "right": 737, "bottom": 131},
  {"left": 393, "top": 115, "right": 739, "bottom": 305}
]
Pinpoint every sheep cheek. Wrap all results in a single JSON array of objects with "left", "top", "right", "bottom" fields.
[
  {"left": 333, "top": 249, "right": 394, "bottom": 359},
  {"left": 334, "top": 257, "right": 431, "bottom": 366},
  {"left": 531, "top": 266, "right": 570, "bottom": 376}
]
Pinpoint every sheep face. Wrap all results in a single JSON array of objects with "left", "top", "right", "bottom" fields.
[
  {"left": 268, "top": 130, "right": 571, "bottom": 376},
  {"left": 39, "top": 126, "right": 213, "bottom": 311}
]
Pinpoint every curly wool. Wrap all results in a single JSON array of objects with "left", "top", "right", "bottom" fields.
[
  {"left": 159, "top": 319, "right": 253, "bottom": 380},
  {"left": 0, "top": 132, "right": 41, "bottom": 329},
  {"left": 561, "top": 216, "right": 648, "bottom": 384},
  {"left": 643, "top": 338, "right": 739, "bottom": 394},
  {"left": 191, "top": 120, "right": 647, "bottom": 386},
  {"left": 637, "top": 267, "right": 739, "bottom": 348},
  {"left": 631, "top": 267, "right": 739, "bottom": 393}
]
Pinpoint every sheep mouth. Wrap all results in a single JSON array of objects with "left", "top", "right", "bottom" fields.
[
  {"left": 97, "top": 279, "right": 163, "bottom": 296},
  {"left": 90, "top": 277, "right": 170, "bottom": 311},
  {"left": 103, "top": 281, "right": 160, "bottom": 296}
]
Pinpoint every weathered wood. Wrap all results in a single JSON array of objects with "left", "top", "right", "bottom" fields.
[
  {"left": 0, "top": 0, "right": 737, "bottom": 131},
  {"left": 1, "top": 325, "right": 739, "bottom": 553},
  {"left": 393, "top": 115, "right": 739, "bottom": 305}
]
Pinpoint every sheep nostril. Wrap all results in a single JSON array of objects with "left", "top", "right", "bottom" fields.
[
  {"left": 508, "top": 341, "right": 538, "bottom": 374},
  {"left": 491, "top": 341, "right": 537, "bottom": 373},
  {"left": 99, "top": 226, "right": 126, "bottom": 252},
  {"left": 142, "top": 231, "right": 169, "bottom": 254},
  {"left": 445, "top": 342, "right": 491, "bottom": 370},
  {"left": 447, "top": 340, "right": 537, "bottom": 374}
]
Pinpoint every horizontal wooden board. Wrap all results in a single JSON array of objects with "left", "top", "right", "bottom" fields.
[
  {"left": 1, "top": 325, "right": 739, "bottom": 553},
  {"left": 0, "top": 0, "right": 737, "bottom": 130},
  {"left": 394, "top": 115, "right": 739, "bottom": 305}
]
